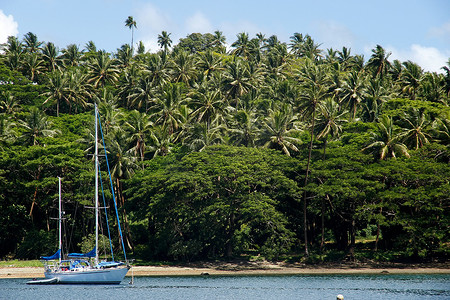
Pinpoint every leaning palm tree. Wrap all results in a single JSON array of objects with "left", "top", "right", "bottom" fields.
[
  {"left": 363, "top": 115, "right": 410, "bottom": 160},
  {"left": 366, "top": 45, "right": 391, "bottom": 79},
  {"left": 124, "top": 16, "right": 137, "bottom": 54}
]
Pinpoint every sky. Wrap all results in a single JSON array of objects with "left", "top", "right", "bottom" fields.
[{"left": 1, "top": 0, "right": 449, "bottom": 73}]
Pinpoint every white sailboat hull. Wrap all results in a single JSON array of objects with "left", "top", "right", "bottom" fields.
[{"left": 44, "top": 266, "right": 129, "bottom": 284}]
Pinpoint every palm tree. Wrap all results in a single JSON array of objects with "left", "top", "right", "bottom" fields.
[
  {"left": 23, "top": 52, "right": 45, "bottom": 82},
  {"left": 19, "top": 107, "right": 60, "bottom": 146},
  {"left": 23, "top": 32, "right": 42, "bottom": 53},
  {"left": 0, "top": 91, "right": 21, "bottom": 115},
  {"left": 257, "top": 104, "right": 302, "bottom": 156},
  {"left": 2, "top": 36, "right": 24, "bottom": 70},
  {"left": 116, "top": 44, "right": 133, "bottom": 68},
  {"left": 41, "top": 42, "right": 61, "bottom": 72},
  {"left": 128, "top": 75, "right": 154, "bottom": 112},
  {"left": 87, "top": 51, "right": 120, "bottom": 88},
  {"left": 142, "top": 52, "right": 171, "bottom": 87},
  {"left": 157, "top": 31, "right": 172, "bottom": 53},
  {"left": 124, "top": 16, "right": 137, "bottom": 53},
  {"left": 231, "top": 32, "right": 251, "bottom": 58},
  {"left": 148, "top": 124, "right": 176, "bottom": 157},
  {"left": 190, "top": 88, "right": 226, "bottom": 130},
  {"left": 289, "top": 32, "right": 304, "bottom": 57},
  {"left": 297, "top": 60, "right": 330, "bottom": 256},
  {"left": 150, "top": 83, "right": 185, "bottom": 135},
  {"left": 211, "top": 30, "right": 226, "bottom": 53},
  {"left": 400, "top": 60, "right": 423, "bottom": 100},
  {"left": 222, "top": 57, "right": 253, "bottom": 105},
  {"left": 361, "top": 75, "right": 391, "bottom": 122},
  {"left": 366, "top": 45, "right": 391, "bottom": 79},
  {"left": 123, "top": 110, "right": 153, "bottom": 165},
  {"left": 0, "top": 114, "right": 16, "bottom": 148},
  {"left": 315, "top": 97, "right": 348, "bottom": 156},
  {"left": 228, "top": 108, "right": 260, "bottom": 147},
  {"left": 441, "top": 58, "right": 450, "bottom": 98},
  {"left": 399, "top": 108, "right": 432, "bottom": 150},
  {"left": 170, "top": 50, "right": 197, "bottom": 85},
  {"left": 42, "top": 70, "right": 70, "bottom": 117},
  {"left": 363, "top": 115, "right": 410, "bottom": 160},
  {"left": 61, "top": 44, "right": 83, "bottom": 67},
  {"left": 182, "top": 122, "right": 225, "bottom": 152},
  {"left": 341, "top": 70, "right": 367, "bottom": 120},
  {"left": 196, "top": 49, "right": 224, "bottom": 79}
]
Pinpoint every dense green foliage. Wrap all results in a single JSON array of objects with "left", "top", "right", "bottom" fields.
[{"left": 0, "top": 29, "right": 449, "bottom": 262}]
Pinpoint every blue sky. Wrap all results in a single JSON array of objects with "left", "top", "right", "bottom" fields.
[{"left": 1, "top": 0, "right": 449, "bottom": 72}]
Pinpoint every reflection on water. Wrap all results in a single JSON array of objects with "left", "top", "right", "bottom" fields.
[{"left": 1, "top": 274, "right": 449, "bottom": 300}]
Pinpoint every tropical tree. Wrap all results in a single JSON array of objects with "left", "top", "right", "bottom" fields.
[
  {"left": 363, "top": 115, "right": 410, "bottom": 160},
  {"left": 42, "top": 70, "right": 70, "bottom": 117},
  {"left": 341, "top": 70, "right": 367, "bottom": 120},
  {"left": 150, "top": 83, "right": 185, "bottom": 134},
  {"left": 0, "top": 91, "right": 21, "bottom": 115},
  {"left": 297, "top": 60, "right": 330, "bottom": 256},
  {"left": 170, "top": 50, "right": 197, "bottom": 85},
  {"left": 231, "top": 32, "right": 251, "bottom": 58},
  {"left": 41, "top": 42, "right": 61, "bottom": 72},
  {"left": 22, "top": 32, "right": 42, "bottom": 53},
  {"left": 23, "top": 52, "right": 45, "bottom": 82},
  {"left": 400, "top": 61, "right": 423, "bottom": 100},
  {"left": 157, "top": 31, "right": 172, "bottom": 53},
  {"left": 18, "top": 107, "right": 60, "bottom": 146},
  {"left": 257, "top": 104, "right": 302, "bottom": 156},
  {"left": 189, "top": 88, "right": 226, "bottom": 130},
  {"left": 399, "top": 108, "right": 433, "bottom": 150},
  {"left": 87, "top": 51, "right": 120, "bottom": 88},
  {"left": 61, "top": 44, "right": 83, "bottom": 67},
  {"left": 366, "top": 45, "right": 392, "bottom": 79},
  {"left": 123, "top": 110, "right": 153, "bottom": 164},
  {"left": 222, "top": 57, "right": 254, "bottom": 105},
  {"left": 124, "top": 16, "right": 137, "bottom": 53}
]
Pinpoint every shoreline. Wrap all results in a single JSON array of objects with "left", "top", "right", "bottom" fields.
[{"left": 1, "top": 262, "right": 449, "bottom": 279}]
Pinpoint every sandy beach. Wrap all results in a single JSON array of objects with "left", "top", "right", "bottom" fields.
[{"left": 1, "top": 261, "right": 449, "bottom": 279}]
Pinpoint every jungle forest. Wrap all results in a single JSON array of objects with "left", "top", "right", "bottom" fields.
[{"left": 0, "top": 24, "right": 449, "bottom": 264}]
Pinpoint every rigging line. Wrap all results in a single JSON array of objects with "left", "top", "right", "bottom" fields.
[
  {"left": 98, "top": 163, "right": 115, "bottom": 261},
  {"left": 97, "top": 110, "right": 127, "bottom": 261}
]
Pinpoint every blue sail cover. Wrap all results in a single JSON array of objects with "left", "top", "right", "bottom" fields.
[
  {"left": 41, "top": 249, "right": 61, "bottom": 260},
  {"left": 68, "top": 247, "right": 96, "bottom": 258}
]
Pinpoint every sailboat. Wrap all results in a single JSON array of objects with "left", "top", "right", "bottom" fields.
[{"left": 28, "top": 105, "right": 130, "bottom": 284}]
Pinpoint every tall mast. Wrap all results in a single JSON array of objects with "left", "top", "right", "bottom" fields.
[
  {"left": 58, "top": 176, "right": 62, "bottom": 264},
  {"left": 94, "top": 104, "right": 99, "bottom": 265}
]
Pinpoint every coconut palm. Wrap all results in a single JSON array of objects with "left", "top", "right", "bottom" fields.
[
  {"left": 196, "top": 50, "right": 224, "bottom": 79},
  {"left": 399, "top": 108, "right": 433, "bottom": 150},
  {"left": 150, "top": 83, "right": 185, "bottom": 135},
  {"left": 127, "top": 75, "right": 154, "bottom": 112},
  {"left": 23, "top": 32, "right": 42, "bottom": 53},
  {"left": 222, "top": 57, "right": 254, "bottom": 105},
  {"left": 315, "top": 97, "right": 348, "bottom": 155},
  {"left": 2, "top": 36, "right": 24, "bottom": 70},
  {"left": 228, "top": 108, "right": 260, "bottom": 147},
  {"left": 211, "top": 30, "right": 226, "bottom": 52},
  {"left": 441, "top": 58, "right": 450, "bottom": 98},
  {"left": 341, "top": 70, "right": 367, "bottom": 120},
  {"left": 0, "top": 114, "right": 16, "bottom": 148},
  {"left": 87, "top": 51, "right": 120, "bottom": 88},
  {"left": 257, "top": 103, "right": 302, "bottom": 156},
  {"left": 361, "top": 75, "right": 391, "bottom": 122},
  {"left": 366, "top": 45, "right": 391, "bottom": 79},
  {"left": 363, "top": 115, "right": 410, "bottom": 160},
  {"left": 41, "top": 42, "right": 61, "bottom": 72},
  {"left": 289, "top": 32, "right": 304, "bottom": 57},
  {"left": 142, "top": 52, "right": 171, "bottom": 87},
  {"left": 190, "top": 88, "right": 226, "bottom": 130},
  {"left": 297, "top": 60, "right": 330, "bottom": 256},
  {"left": 19, "top": 107, "right": 60, "bottom": 146},
  {"left": 22, "top": 52, "right": 45, "bottom": 82},
  {"left": 116, "top": 44, "right": 133, "bottom": 68},
  {"left": 0, "top": 91, "right": 21, "bottom": 115},
  {"left": 61, "top": 44, "right": 83, "bottom": 67},
  {"left": 182, "top": 121, "right": 225, "bottom": 152},
  {"left": 400, "top": 60, "right": 423, "bottom": 100},
  {"left": 148, "top": 124, "right": 176, "bottom": 157},
  {"left": 42, "top": 70, "right": 70, "bottom": 117},
  {"left": 419, "top": 72, "right": 445, "bottom": 103},
  {"left": 170, "top": 50, "right": 197, "bottom": 85},
  {"left": 231, "top": 32, "right": 251, "bottom": 58},
  {"left": 157, "top": 31, "right": 172, "bottom": 53},
  {"left": 124, "top": 16, "right": 137, "bottom": 53},
  {"left": 123, "top": 110, "right": 153, "bottom": 165}
]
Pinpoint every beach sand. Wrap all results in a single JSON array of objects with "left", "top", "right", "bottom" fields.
[{"left": 1, "top": 261, "right": 449, "bottom": 279}]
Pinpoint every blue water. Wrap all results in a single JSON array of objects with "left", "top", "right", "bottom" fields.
[{"left": 1, "top": 274, "right": 449, "bottom": 300}]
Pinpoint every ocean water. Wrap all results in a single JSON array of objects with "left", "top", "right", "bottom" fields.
[{"left": 1, "top": 274, "right": 449, "bottom": 300}]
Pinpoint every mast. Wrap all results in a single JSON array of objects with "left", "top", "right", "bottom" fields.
[
  {"left": 95, "top": 104, "right": 99, "bottom": 265},
  {"left": 58, "top": 176, "right": 62, "bottom": 264}
]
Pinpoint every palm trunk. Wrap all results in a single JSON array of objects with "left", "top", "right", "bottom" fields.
[{"left": 303, "top": 108, "right": 316, "bottom": 257}]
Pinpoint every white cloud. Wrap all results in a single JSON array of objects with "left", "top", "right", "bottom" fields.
[
  {"left": 185, "top": 12, "right": 213, "bottom": 33},
  {"left": 428, "top": 22, "right": 450, "bottom": 42},
  {"left": 134, "top": 2, "right": 175, "bottom": 50},
  {"left": 0, "top": 10, "right": 19, "bottom": 44},
  {"left": 386, "top": 44, "right": 449, "bottom": 73},
  {"left": 316, "top": 20, "right": 357, "bottom": 50}
]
